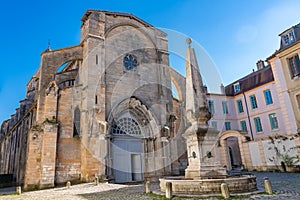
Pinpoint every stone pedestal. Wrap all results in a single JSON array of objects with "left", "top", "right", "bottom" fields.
[
  {"left": 183, "top": 125, "right": 227, "bottom": 179},
  {"left": 165, "top": 182, "right": 172, "bottom": 198}
]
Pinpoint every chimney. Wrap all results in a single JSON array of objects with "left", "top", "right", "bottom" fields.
[
  {"left": 220, "top": 84, "right": 225, "bottom": 94},
  {"left": 256, "top": 60, "right": 265, "bottom": 70}
]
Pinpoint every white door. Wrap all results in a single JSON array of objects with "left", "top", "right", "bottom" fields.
[
  {"left": 113, "top": 152, "right": 131, "bottom": 183},
  {"left": 112, "top": 138, "right": 144, "bottom": 183},
  {"left": 131, "top": 154, "right": 143, "bottom": 181}
]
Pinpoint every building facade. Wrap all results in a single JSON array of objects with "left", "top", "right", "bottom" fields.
[
  {"left": 208, "top": 23, "right": 300, "bottom": 171},
  {"left": 207, "top": 63, "right": 298, "bottom": 171},
  {"left": 268, "top": 23, "right": 300, "bottom": 133},
  {"left": 0, "top": 11, "right": 300, "bottom": 190},
  {"left": 0, "top": 10, "right": 188, "bottom": 190}
]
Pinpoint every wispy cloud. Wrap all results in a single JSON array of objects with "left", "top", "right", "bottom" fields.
[
  {"left": 257, "top": 1, "right": 300, "bottom": 51},
  {"left": 225, "top": 1, "right": 300, "bottom": 85},
  {"left": 236, "top": 2, "right": 300, "bottom": 47}
]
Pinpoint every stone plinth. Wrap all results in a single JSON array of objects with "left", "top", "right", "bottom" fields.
[
  {"left": 159, "top": 175, "right": 257, "bottom": 195},
  {"left": 183, "top": 126, "right": 227, "bottom": 179}
]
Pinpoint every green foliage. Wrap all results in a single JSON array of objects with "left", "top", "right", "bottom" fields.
[
  {"left": 45, "top": 117, "right": 59, "bottom": 124},
  {"left": 30, "top": 125, "right": 43, "bottom": 132},
  {"left": 241, "top": 165, "right": 248, "bottom": 172}
]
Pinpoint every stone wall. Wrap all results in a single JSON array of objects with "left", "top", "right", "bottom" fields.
[
  {"left": 0, "top": 100, "right": 36, "bottom": 187},
  {"left": 23, "top": 122, "right": 59, "bottom": 190},
  {"left": 219, "top": 131, "right": 300, "bottom": 172},
  {"left": 79, "top": 10, "right": 177, "bottom": 182},
  {"left": 0, "top": 116, "right": 30, "bottom": 184},
  {"left": 36, "top": 46, "right": 82, "bottom": 123},
  {"left": 245, "top": 136, "right": 300, "bottom": 171},
  {"left": 0, "top": 10, "right": 187, "bottom": 189}
]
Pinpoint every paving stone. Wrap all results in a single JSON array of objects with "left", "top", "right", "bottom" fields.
[{"left": 0, "top": 172, "right": 300, "bottom": 199}]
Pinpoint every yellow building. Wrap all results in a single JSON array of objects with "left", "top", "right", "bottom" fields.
[{"left": 268, "top": 23, "right": 300, "bottom": 132}]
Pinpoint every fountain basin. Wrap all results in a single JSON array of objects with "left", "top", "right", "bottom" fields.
[{"left": 159, "top": 175, "right": 257, "bottom": 195}]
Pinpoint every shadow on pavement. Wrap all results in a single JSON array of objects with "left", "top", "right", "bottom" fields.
[{"left": 0, "top": 187, "right": 16, "bottom": 196}]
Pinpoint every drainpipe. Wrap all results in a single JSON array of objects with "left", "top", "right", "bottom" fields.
[
  {"left": 56, "top": 88, "right": 61, "bottom": 121},
  {"left": 54, "top": 87, "right": 61, "bottom": 183},
  {"left": 242, "top": 92, "right": 254, "bottom": 140}
]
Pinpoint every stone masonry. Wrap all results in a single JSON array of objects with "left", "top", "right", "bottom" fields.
[{"left": 0, "top": 10, "right": 187, "bottom": 190}]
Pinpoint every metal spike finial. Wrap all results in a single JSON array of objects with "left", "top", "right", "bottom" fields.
[
  {"left": 47, "top": 39, "right": 51, "bottom": 51},
  {"left": 186, "top": 38, "right": 192, "bottom": 46}
]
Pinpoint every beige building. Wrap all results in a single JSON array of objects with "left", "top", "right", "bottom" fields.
[{"left": 268, "top": 23, "right": 300, "bottom": 132}]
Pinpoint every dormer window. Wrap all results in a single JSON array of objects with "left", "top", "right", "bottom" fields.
[
  {"left": 284, "top": 35, "right": 289, "bottom": 44},
  {"left": 233, "top": 83, "right": 240, "bottom": 94},
  {"left": 289, "top": 32, "right": 295, "bottom": 41},
  {"left": 283, "top": 31, "right": 295, "bottom": 46}
]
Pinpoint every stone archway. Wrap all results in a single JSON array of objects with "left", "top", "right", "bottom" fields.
[
  {"left": 107, "top": 97, "right": 161, "bottom": 182},
  {"left": 218, "top": 130, "right": 248, "bottom": 171},
  {"left": 110, "top": 115, "right": 144, "bottom": 183},
  {"left": 169, "top": 68, "right": 185, "bottom": 102}
]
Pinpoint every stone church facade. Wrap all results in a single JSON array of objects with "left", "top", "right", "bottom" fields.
[
  {"left": 2, "top": 10, "right": 299, "bottom": 191},
  {"left": 0, "top": 10, "right": 188, "bottom": 190}
]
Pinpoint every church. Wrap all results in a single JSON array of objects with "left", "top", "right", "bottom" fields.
[
  {"left": 1, "top": 10, "right": 300, "bottom": 190},
  {"left": 0, "top": 10, "right": 189, "bottom": 190}
]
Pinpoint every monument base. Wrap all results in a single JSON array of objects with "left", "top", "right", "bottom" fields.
[
  {"left": 185, "top": 164, "right": 227, "bottom": 179},
  {"left": 159, "top": 175, "right": 258, "bottom": 195}
]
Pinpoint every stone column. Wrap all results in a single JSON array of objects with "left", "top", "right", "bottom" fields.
[
  {"left": 221, "top": 183, "right": 230, "bottom": 199},
  {"left": 39, "top": 122, "right": 59, "bottom": 189},
  {"left": 223, "top": 139, "right": 231, "bottom": 171},
  {"left": 238, "top": 136, "right": 247, "bottom": 170},
  {"left": 145, "top": 181, "right": 151, "bottom": 193},
  {"left": 24, "top": 122, "right": 58, "bottom": 191},
  {"left": 264, "top": 177, "right": 273, "bottom": 194},
  {"left": 165, "top": 182, "right": 172, "bottom": 198}
]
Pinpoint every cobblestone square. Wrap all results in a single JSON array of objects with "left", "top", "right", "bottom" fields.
[{"left": 0, "top": 172, "right": 299, "bottom": 199}]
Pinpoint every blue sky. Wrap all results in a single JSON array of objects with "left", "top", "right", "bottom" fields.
[{"left": 0, "top": 0, "right": 300, "bottom": 122}]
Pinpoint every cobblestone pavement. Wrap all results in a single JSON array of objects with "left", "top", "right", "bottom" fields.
[
  {"left": 0, "top": 172, "right": 299, "bottom": 199},
  {"left": 251, "top": 172, "right": 300, "bottom": 200}
]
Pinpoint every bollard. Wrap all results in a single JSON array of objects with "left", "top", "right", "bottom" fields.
[
  {"left": 165, "top": 182, "right": 172, "bottom": 199},
  {"left": 94, "top": 176, "right": 99, "bottom": 186},
  {"left": 16, "top": 186, "right": 21, "bottom": 195},
  {"left": 66, "top": 181, "right": 71, "bottom": 189},
  {"left": 221, "top": 183, "right": 230, "bottom": 199},
  {"left": 145, "top": 181, "right": 151, "bottom": 193},
  {"left": 264, "top": 177, "right": 273, "bottom": 194}
]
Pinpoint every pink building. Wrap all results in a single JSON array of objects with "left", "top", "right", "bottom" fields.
[
  {"left": 208, "top": 63, "right": 285, "bottom": 139},
  {"left": 207, "top": 61, "right": 299, "bottom": 171}
]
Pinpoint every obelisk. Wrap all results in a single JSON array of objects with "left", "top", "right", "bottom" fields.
[{"left": 183, "top": 38, "right": 227, "bottom": 179}]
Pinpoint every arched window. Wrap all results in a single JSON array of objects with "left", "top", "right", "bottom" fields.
[
  {"left": 73, "top": 108, "right": 81, "bottom": 137},
  {"left": 57, "top": 61, "right": 70, "bottom": 73},
  {"left": 171, "top": 81, "right": 179, "bottom": 100},
  {"left": 110, "top": 117, "right": 141, "bottom": 136}
]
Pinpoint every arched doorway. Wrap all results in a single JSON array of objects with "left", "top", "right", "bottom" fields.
[
  {"left": 107, "top": 97, "right": 161, "bottom": 183},
  {"left": 228, "top": 146, "right": 235, "bottom": 167},
  {"left": 219, "top": 130, "right": 247, "bottom": 171},
  {"left": 227, "top": 137, "right": 242, "bottom": 169},
  {"left": 111, "top": 116, "right": 144, "bottom": 183}
]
